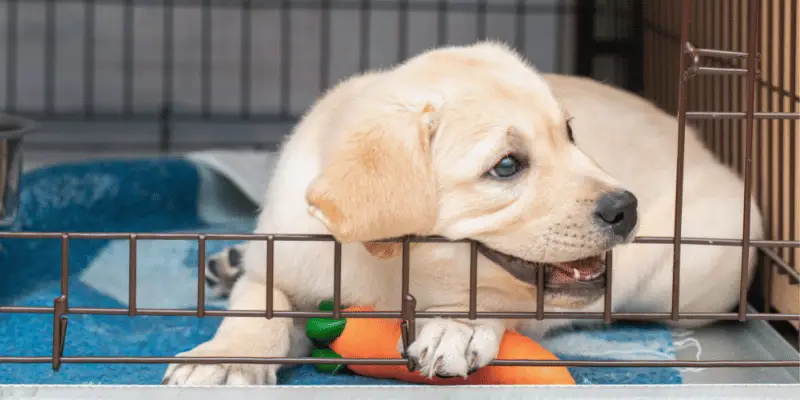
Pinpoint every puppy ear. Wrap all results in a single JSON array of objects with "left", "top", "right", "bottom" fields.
[{"left": 306, "top": 103, "right": 441, "bottom": 245}]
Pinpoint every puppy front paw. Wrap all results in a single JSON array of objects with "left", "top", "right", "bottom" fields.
[
  {"left": 162, "top": 340, "right": 278, "bottom": 386},
  {"left": 403, "top": 318, "right": 501, "bottom": 379},
  {"left": 206, "top": 244, "right": 246, "bottom": 298}
]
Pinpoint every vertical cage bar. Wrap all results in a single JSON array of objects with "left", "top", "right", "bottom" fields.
[
  {"left": 52, "top": 233, "right": 70, "bottom": 372},
  {"left": 765, "top": 12, "right": 773, "bottom": 224},
  {"left": 741, "top": 0, "right": 749, "bottom": 178},
  {"left": 761, "top": 0, "right": 772, "bottom": 301},
  {"left": 280, "top": 0, "right": 291, "bottom": 118},
  {"left": 672, "top": 0, "right": 682, "bottom": 113},
  {"left": 5, "top": 0, "right": 17, "bottom": 112},
  {"left": 476, "top": 0, "right": 487, "bottom": 40},
  {"left": 736, "top": 0, "right": 748, "bottom": 180},
  {"left": 437, "top": 0, "right": 448, "bottom": 46},
  {"left": 575, "top": 0, "right": 595, "bottom": 77},
  {"left": 695, "top": 0, "right": 706, "bottom": 151},
  {"left": 613, "top": 0, "right": 624, "bottom": 114},
  {"left": 401, "top": 238, "right": 411, "bottom": 311},
  {"left": 197, "top": 235, "right": 206, "bottom": 318},
  {"left": 514, "top": 0, "right": 525, "bottom": 51},
  {"left": 401, "top": 237, "right": 415, "bottom": 347},
  {"left": 265, "top": 237, "right": 275, "bottom": 319},
  {"left": 162, "top": 0, "right": 175, "bottom": 151},
  {"left": 714, "top": 0, "right": 724, "bottom": 167},
  {"left": 713, "top": 0, "right": 724, "bottom": 165},
  {"left": 700, "top": 0, "right": 711, "bottom": 150},
  {"left": 333, "top": 241, "right": 342, "bottom": 320},
  {"left": 745, "top": 0, "right": 753, "bottom": 227},
  {"left": 738, "top": 0, "right": 761, "bottom": 321},
  {"left": 398, "top": 0, "right": 409, "bottom": 62},
  {"left": 723, "top": 0, "right": 732, "bottom": 163},
  {"left": 61, "top": 234, "right": 70, "bottom": 302},
  {"left": 789, "top": 0, "right": 798, "bottom": 274},
  {"left": 762, "top": 2, "right": 772, "bottom": 278},
  {"left": 128, "top": 234, "right": 137, "bottom": 316},
  {"left": 83, "top": 0, "right": 95, "bottom": 118},
  {"left": 359, "top": 0, "right": 371, "bottom": 71},
  {"left": 642, "top": 0, "right": 650, "bottom": 99},
  {"left": 772, "top": 0, "right": 784, "bottom": 304},
  {"left": 604, "top": 250, "right": 614, "bottom": 323},
  {"left": 612, "top": 0, "right": 622, "bottom": 43},
  {"left": 660, "top": 0, "right": 671, "bottom": 113},
  {"left": 535, "top": 262, "right": 545, "bottom": 320},
  {"left": 241, "top": 0, "right": 252, "bottom": 119},
  {"left": 159, "top": 108, "right": 172, "bottom": 153},
  {"left": 650, "top": 0, "right": 660, "bottom": 106},
  {"left": 744, "top": 1, "right": 750, "bottom": 178},
  {"left": 720, "top": 0, "right": 729, "bottom": 170},
  {"left": 44, "top": 0, "right": 56, "bottom": 115},
  {"left": 720, "top": 0, "right": 731, "bottom": 165},
  {"left": 766, "top": 0, "right": 777, "bottom": 271},
  {"left": 320, "top": 0, "right": 331, "bottom": 92},
  {"left": 781, "top": 0, "right": 791, "bottom": 274},
  {"left": 468, "top": 242, "right": 478, "bottom": 320},
  {"left": 201, "top": 0, "right": 212, "bottom": 119},
  {"left": 554, "top": 0, "right": 566, "bottom": 72},
  {"left": 122, "top": 0, "right": 134, "bottom": 116},
  {"left": 670, "top": 0, "right": 693, "bottom": 322},
  {"left": 628, "top": 0, "right": 644, "bottom": 93}
]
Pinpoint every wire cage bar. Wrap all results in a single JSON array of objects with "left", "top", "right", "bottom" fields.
[
  {"left": 1, "top": 0, "right": 644, "bottom": 153},
  {"left": 0, "top": 230, "right": 798, "bottom": 370}
]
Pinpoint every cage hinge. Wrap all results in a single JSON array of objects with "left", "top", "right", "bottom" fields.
[
  {"left": 52, "top": 295, "right": 68, "bottom": 372},
  {"left": 683, "top": 42, "right": 700, "bottom": 80}
]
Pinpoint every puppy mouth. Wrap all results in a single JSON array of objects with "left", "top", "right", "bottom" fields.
[{"left": 476, "top": 243, "right": 606, "bottom": 295}]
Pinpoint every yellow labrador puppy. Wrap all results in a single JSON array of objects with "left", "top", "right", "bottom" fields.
[{"left": 163, "top": 41, "right": 762, "bottom": 385}]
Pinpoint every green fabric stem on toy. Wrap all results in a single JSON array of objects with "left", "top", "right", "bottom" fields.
[
  {"left": 310, "top": 347, "right": 345, "bottom": 374},
  {"left": 306, "top": 300, "right": 349, "bottom": 375}
]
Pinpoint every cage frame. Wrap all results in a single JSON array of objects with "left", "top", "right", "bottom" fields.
[{"left": 0, "top": 0, "right": 799, "bottom": 397}]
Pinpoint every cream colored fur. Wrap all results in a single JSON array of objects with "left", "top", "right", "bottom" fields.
[{"left": 163, "top": 41, "right": 763, "bottom": 385}]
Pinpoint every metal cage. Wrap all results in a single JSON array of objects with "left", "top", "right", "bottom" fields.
[{"left": 0, "top": 0, "right": 798, "bottom": 398}]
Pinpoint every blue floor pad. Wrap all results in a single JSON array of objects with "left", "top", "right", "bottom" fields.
[{"left": 0, "top": 158, "right": 681, "bottom": 385}]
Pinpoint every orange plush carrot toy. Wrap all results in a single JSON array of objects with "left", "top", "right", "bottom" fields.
[{"left": 306, "top": 301, "right": 575, "bottom": 385}]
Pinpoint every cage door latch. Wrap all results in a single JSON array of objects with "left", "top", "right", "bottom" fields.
[
  {"left": 52, "top": 295, "right": 68, "bottom": 372},
  {"left": 400, "top": 294, "right": 417, "bottom": 372}
]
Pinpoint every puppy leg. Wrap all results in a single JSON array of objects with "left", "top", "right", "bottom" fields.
[
  {"left": 401, "top": 307, "right": 505, "bottom": 379},
  {"left": 163, "top": 278, "right": 297, "bottom": 385}
]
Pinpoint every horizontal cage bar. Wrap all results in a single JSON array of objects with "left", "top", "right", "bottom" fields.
[
  {"left": 0, "top": 306, "right": 797, "bottom": 322},
  {"left": 0, "top": 233, "right": 798, "bottom": 248},
  {"left": 0, "top": 356, "right": 797, "bottom": 368}
]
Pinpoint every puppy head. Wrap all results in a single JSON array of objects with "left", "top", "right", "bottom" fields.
[{"left": 307, "top": 41, "right": 639, "bottom": 306}]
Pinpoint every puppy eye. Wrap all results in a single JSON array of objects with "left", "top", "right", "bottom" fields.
[
  {"left": 487, "top": 155, "right": 524, "bottom": 179},
  {"left": 566, "top": 120, "right": 575, "bottom": 143}
]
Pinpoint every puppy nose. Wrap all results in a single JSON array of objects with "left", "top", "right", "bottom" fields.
[{"left": 594, "top": 190, "right": 638, "bottom": 238}]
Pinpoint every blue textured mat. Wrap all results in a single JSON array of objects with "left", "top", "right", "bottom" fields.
[{"left": 0, "top": 159, "right": 681, "bottom": 385}]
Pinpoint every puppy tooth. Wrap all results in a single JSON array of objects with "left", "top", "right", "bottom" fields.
[{"left": 573, "top": 268, "right": 581, "bottom": 280}]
